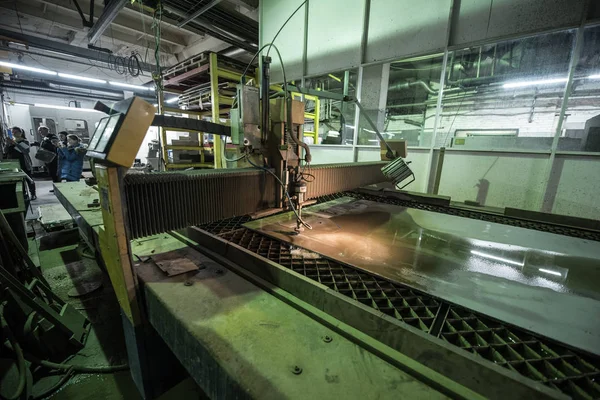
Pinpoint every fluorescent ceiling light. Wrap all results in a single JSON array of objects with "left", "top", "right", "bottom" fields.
[
  {"left": 58, "top": 73, "right": 106, "bottom": 84},
  {"left": 109, "top": 81, "right": 154, "bottom": 91},
  {"left": 588, "top": 74, "right": 600, "bottom": 80},
  {"left": 470, "top": 250, "right": 524, "bottom": 267},
  {"left": 165, "top": 97, "right": 179, "bottom": 104},
  {"left": 5, "top": 102, "right": 30, "bottom": 107},
  {"left": 538, "top": 268, "right": 562, "bottom": 277},
  {"left": 0, "top": 61, "right": 57, "bottom": 76},
  {"left": 503, "top": 78, "right": 567, "bottom": 89},
  {"left": 34, "top": 103, "right": 101, "bottom": 112}
]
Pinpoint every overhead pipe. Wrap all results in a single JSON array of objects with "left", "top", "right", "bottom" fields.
[
  {"left": 1, "top": 84, "right": 124, "bottom": 102},
  {"left": 388, "top": 80, "right": 438, "bottom": 95},
  {"left": 0, "top": 28, "right": 156, "bottom": 73}
]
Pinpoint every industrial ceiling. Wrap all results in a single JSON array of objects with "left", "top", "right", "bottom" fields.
[{"left": 0, "top": 0, "right": 258, "bottom": 94}]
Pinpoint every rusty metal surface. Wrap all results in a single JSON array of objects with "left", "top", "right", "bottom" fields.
[
  {"left": 152, "top": 248, "right": 202, "bottom": 276},
  {"left": 244, "top": 197, "right": 600, "bottom": 356},
  {"left": 137, "top": 243, "right": 454, "bottom": 400},
  {"left": 304, "top": 162, "right": 387, "bottom": 200},
  {"left": 124, "top": 169, "right": 276, "bottom": 239},
  {"left": 123, "top": 163, "right": 390, "bottom": 239}
]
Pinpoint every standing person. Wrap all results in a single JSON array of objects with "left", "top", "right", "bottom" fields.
[
  {"left": 3, "top": 127, "right": 36, "bottom": 200},
  {"left": 57, "top": 134, "right": 86, "bottom": 182},
  {"left": 56, "top": 131, "right": 69, "bottom": 179},
  {"left": 37, "top": 126, "right": 61, "bottom": 185},
  {"left": 58, "top": 131, "right": 68, "bottom": 147}
]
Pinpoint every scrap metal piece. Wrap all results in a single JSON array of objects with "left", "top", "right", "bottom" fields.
[{"left": 152, "top": 248, "right": 202, "bottom": 277}]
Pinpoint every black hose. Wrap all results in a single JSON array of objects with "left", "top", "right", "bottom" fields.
[
  {"left": 0, "top": 303, "right": 26, "bottom": 400},
  {"left": 128, "top": 54, "right": 142, "bottom": 77},
  {"left": 116, "top": 56, "right": 127, "bottom": 75},
  {"left": 107, "top": 54, "right": 116, "bottom": 71}
]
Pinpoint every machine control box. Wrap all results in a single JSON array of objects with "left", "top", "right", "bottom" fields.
[{"left": 87, "top": 97, "right": 155, "bottom": 167}]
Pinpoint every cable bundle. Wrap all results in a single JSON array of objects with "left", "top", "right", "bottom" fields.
[{"left": 107, "top": 53, "right": 142, "bottom": 77}]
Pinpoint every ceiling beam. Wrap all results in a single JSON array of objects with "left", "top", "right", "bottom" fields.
[
  {"left": 122, "top": 3, "right": 206, "bottom": 39},
  {"left": 88, "top": 0, "right": 128, "bottom": 44},
  {"left": 0, "top": 2, "right": 177, "bottom": 56},
  {"left": 226, "top": 0, "right": 258, "bottom": 9},
  {"left": 163, "top": 5, "right": 257, "bottom": 53},
  {"left": 178, "top": 0, "right": 225, "bottom": 28},
  {"left": 0, "top": 7, "right": 176, "bottom": 55},
  {"left": 0, "top": 27, "right": 157, "bottom": 73},
  {"left": 34, "top": 0, "right": 190, "bottom": 48}
]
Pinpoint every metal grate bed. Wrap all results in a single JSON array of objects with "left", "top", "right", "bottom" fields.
[
  {"left": 197, "top": 207, "right": 600, "bottom": 399},
  {"left": 441, "top": 306, "right": 600, "bottom": 399}
]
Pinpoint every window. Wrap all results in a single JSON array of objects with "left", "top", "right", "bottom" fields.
[
  {"left": 32, "top": 117, "right": 57, "bottom": 142},
  {"left": 384, "top": 54, "right": 445, "bottom": 147},
  {"left": 561, "top": 25, "right": 600, "bottom": 152},
  {"left": 64, "top": 119, "right": 90, "bottom": 145},
  {"left": 301, "top": 69, "right": 358, "bottom": 145},
  {"left": 436, "top": 30, "right": 575, "bottom": 151}
]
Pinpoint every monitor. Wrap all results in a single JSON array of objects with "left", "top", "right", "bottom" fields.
[{"left": 86, "top": 97, "right": 156, "bottom": 167}]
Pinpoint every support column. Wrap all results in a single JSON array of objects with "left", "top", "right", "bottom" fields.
[
  {"left": 354, "top": 63, "right": 389, "bottom": 161},
  {"left": 210, "top": 52, "right": 225, "bottom": 169},
  {"left": 539, "top": 8, "right": 588, "bottom": 212}
]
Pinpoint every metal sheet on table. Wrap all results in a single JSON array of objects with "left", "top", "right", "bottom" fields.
[{"left": 244, "top": 197, "right": 600, "bottom": 355}]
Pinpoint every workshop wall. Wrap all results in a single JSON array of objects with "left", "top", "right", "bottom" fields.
[
  {"left": 306, "top": 0, "right": 365, "bottom": 75},
  {"left": 546, "top": 155, "right": 600, "bottom": 219},
  {"left": 261, "top": 0, "right": 306, "bottom": 82},
  {"left": 366, "top": 0, "right": 451, "bottom": 63},
  {"left": 450, "top": 0, "right": 587, "bottom": 46},
  {"left": 309, "top": 145, "right": 354, "bottom": 164},
  {"left": 261, "top": 0, "right": 587, "bottom": 78},
  {"left": 438, "top": 152, "right": 549, "bottom": 210},
  {"left": 261, "top": 0, "right": 600, "bottom": 220}
]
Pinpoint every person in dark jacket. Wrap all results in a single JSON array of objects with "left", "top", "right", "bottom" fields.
[
  {"left": 57, "top": 134, "right": 86, "bottom": 182},
  {"left": 58, "top": 131, "right": 68, "bottom": 147},
  {"left": 56, "top": 131, "right": 68, "bottom": 177},
  {"left": 4, "top": 126, "right": 36, "bottom": 200},
  {"left": 37, "top": 126, "right": 61, "bottom": 183}
]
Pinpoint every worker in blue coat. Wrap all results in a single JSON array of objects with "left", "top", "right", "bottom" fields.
[{"left": 57, "top": 134, "right": 86, "bottom": 182}]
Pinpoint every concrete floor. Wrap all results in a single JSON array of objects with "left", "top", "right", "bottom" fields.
[{"left": 23, "top": 176, "right": 204, "bottom": 399}]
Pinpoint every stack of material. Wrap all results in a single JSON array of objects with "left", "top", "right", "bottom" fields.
[{"left": 171, "top": 135, "right": 201, "bottom": 164}]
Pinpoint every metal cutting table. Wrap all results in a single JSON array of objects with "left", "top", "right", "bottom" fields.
[{"left": 52, "top": 94, "right": 600, "bottom": 400}]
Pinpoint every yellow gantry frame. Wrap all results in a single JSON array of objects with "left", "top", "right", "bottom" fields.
[
  {"left": 297, "top": 92, "right": 320, "bottom": 145},
  {"left": 159, "top": 52, "right": 245, "bottom": 170}
]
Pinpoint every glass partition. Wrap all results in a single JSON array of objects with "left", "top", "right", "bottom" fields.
[
  {"left": 436, "top": 30, "right": 575, "bottom": 151},
  {"left": 560, "top": 24, "right": 600, "bottom": 152},
  {"left": 385, "top": 54, "right": 445, "bottom": 148},
  {"left": 301, "top": 69, "right": 358, "bottom": 145}
]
